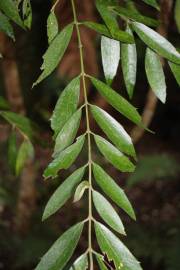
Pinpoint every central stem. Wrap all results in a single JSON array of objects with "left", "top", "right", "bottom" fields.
[{"left": 71, "top": 0, "right": 93, "bottom": 269}]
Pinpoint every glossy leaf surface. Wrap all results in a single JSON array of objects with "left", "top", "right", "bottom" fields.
[
  {"left": 69, "top": 254, "right": 88, "bottom": 270},
  {"left": 93, "top": 163, "right": 136, "bottom": 219},
  {"left": 95, "top": 222, "right": 143, "bottom": 270},
  {"left": 42, "top": 166, "right": 86, "bottom": 220},
  {"left": 51, "top": 76, "right": 80, "bottom": 137},
  {"left": 94, "top": 135, "right": 135, "bottom": 172},
  {"left": 53, "top": 109, "right": 82, "bottom": 156},
  {"left": 145, "top": 48, "right": 166, "bottom": 103},
  {"left": 33, "top": 23, "right": 73, "bottom": 86},
  {"left": 90, "top": 105, "right": 136, "bottom": 158},
  {"left": 91, "top": 77, "right": 142, "bottom": 126},
  {"left": 132, "top": 22, "right": 180, "bottom": 64},
  {"left": 93, "top": 190, "right": 125, "bottom": 234},
  {"left": 101, "top": 36, "right": 120, "bottom": 85},
  {"left": 35, "top": 222, "right": 84, "bottom": 270},
  {"left": 121, "top": 25, "right": 137, "bottom": 99}
]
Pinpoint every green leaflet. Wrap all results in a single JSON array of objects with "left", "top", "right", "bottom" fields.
[
  {"left": 93, "top": 163, "right": 136, "bottom": 219},
  {"left": 169, "top": 61, "right": 180, "bottom": 86},
  {"left": 0, "top": 11, "right": 14, "bottom": 40},
  {"left": 8, "top": 131, "right": 17, "bottom": 173},
  {"left": 73, "top": 180, "right": 89, "bottom": 203},
  {"left": 90, "top": 105, "right": 136, "bottom": 158},
  {"left": 96, "top": 254, "right": 108, "bottom": 270},
  {"left": 43, "top": 135, "right": 85, "bottom": 179},
  {"left": 33, "top": 23, "right": 73, "bottom": 86},
  {"left": 53, "top": 109, "right": 82, "bottom": 157},
  {"left": 95, "top": 222, "right": 143, "bottom": 270},
  {"left": 175, "top": 0, "right": 180, "bottom": 32},
  {"left": 51, "top": 76, "right": 80, "bottom": 138},
  {"left": 16, "top": 140, "right": 34, "bottom": 176},
  {"left": 90, "top": 77, "right": 142, "bottom": 127},
  {"left": 0, "top": 111, "right": 33, "bottom": 139},
  {"left": 93, "top": 190, "right": 125, "bottom": 234},
  {"left": 101, "top": 36, "right": 120, "bottom": 85},
  {"left": 141, "top": 0, "right": 160, "bottom": 10},
  {"left": 145, "top": 48, "right": 166, "bottom": 103},
  {"left": 121, "top": 25, "right": 137, "bottom": 99},
  {"left": 47, "top": 11, "right": 59, "bottom": 44},
  {"left": 35, "top": 222, "right": 84, "bottom": 270},
  {"left": 113, "top": 6, "right": 159, "bottom": 27},
  {"left": 42, "top": 166, "right": 86, "bottom": 220},
  {"left": 0, "top": 0, "right": 24, "bottom": 28},
  {"left": 94, "top": 135, "right": 135, "bottom": 172},
  {"left": 83, "top": 21, "right": 134, "bottom": 43},
  {"left": 22, "top": 0, "right": 32, "bottom": 29},
  {"left": 95, "top": 0, "right": 119, "bottom": 35},
  {"left": 69, "top": 254, "right": 88, "bottom": 270},
  {"left": 132, "top": 22, "right": 180, "bottom": 65}
]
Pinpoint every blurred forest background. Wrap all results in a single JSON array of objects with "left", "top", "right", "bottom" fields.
[{"left": 0, "top": 0, "right": 180, "bottom": 269}]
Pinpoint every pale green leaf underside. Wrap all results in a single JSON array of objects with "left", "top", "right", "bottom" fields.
[
  {"left": 94, "top": 135, "right": 135, "bottom": 172},
  {"left": 95, "top": 222, "right": 143, "bottom": 270},
  {"left": 90, "top": 105, "right": 136, "bottom": 158},
  {"left": 132, "top": 21, "right": 180, "bottom": 64},
  {"left": 35, "top": 222, "right": 84, "bottom": 270},
  {"left": 121, "top": 25, "right": 137, "bottom": 99},
  {"left": 101, "top": 36, "right": 120, "bottom": 85},
  {"left": 93, "top": 190, "right": 125, "bottom": 234},
  {"left": 51, "top": 76, "right": 80, "bottom": 137},
  {"left": 42, "top": 166, "right": 86, "bottom": 220},
  {"left": 96, "top": 254, "right": 108, "bottom": 270},
  {"left": 145, "top": 48, "right": 166, "bottom": 103},
  {"left": 43, "top": 135, "right": 85, "bottom": 179},
  {"left": 93, "top": 163, "right": 136, "bottom": 219},
  {"left": 73, "top": 180, "right": 89, "bottom": 203}
]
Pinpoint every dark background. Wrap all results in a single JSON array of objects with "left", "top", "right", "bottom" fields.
[{"left": 0, "top": 0, "right": 180, "bottom": 269}]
